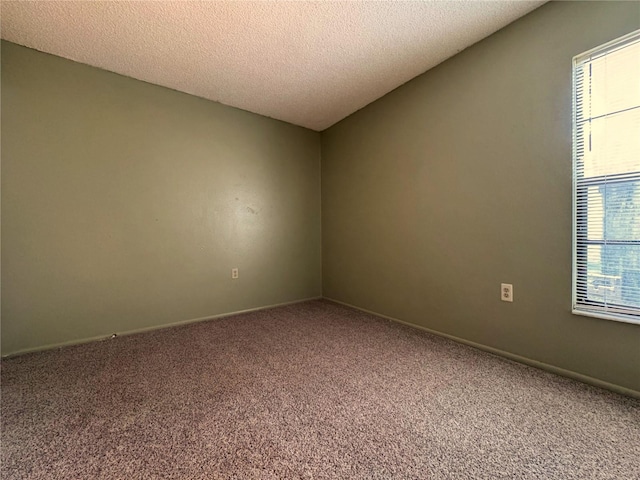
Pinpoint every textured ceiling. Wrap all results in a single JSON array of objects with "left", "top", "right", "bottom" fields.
[{"left": 1, "top": 1, "right": 545, "bottom": 131}]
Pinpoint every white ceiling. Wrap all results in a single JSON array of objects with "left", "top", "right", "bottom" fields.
[{"left": 1, "top": 1, "right": 545, "bottom": 131}]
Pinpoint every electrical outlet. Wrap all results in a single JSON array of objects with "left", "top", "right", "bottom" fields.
[
  {"left": 231, "top": 268, "right": 239, "bottom": 279},
  {"left": 501, "top": 283, "right": 513, "bottom": 302}
]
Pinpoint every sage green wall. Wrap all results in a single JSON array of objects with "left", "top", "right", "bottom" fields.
[
  {"left": 322, "top": 1, "right": 640, "bottom": 392},
  {"left": 1, "top": 41, "right": 321, "bottom": 355}
]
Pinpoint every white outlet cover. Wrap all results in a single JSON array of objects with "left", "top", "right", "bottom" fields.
[{"left": 501, "top": 283, "right": 513, "bottom": 302}]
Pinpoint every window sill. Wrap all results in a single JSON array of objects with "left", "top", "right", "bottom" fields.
[{"left": 572, "top": 308, "right": 640, "bottom": 326}]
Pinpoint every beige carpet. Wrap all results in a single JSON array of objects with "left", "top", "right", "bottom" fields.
[{"left": 2, "top": 300, "right": 639, "bottom": 479}]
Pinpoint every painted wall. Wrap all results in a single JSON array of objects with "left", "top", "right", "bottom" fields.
[
  {"left": 1, "top": 41, "right": 321, "bottom": 355},
  {"left": 322, "top": 1, "right": 640, "bottom": 391}
]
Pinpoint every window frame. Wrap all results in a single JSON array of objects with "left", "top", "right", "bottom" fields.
[{"left": 571, "top": 30, "right": 640, "bottom": 325}]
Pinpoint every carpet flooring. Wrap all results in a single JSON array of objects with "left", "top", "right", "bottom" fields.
[{"left": 2, "top": 299, "right": 639, "bottom": 479}]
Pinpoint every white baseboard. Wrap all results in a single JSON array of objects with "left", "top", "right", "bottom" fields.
[
  {"left": 324, "top": 297, "right": 640, "bottom": 400},
  {"left": 2, "top": 296, "right": 322, "bottom": 359}
]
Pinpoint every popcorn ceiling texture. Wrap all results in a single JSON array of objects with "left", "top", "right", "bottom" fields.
[{"left": 0, "top": 1, "right": 544, "bottom": 131}]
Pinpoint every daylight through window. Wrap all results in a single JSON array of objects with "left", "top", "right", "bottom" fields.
[{"left": 573, "top": 30, "right": 640, "bottom": 324}]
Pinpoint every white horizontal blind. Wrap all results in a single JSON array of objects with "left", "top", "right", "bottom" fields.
[{"left": 573, "top": 30, "right": 640, "bottom": 324}]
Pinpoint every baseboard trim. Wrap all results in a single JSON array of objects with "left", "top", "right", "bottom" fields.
[
  {"left": 324, "top": 297, "right": 640, "bottom": 400},
  {"left": 2, "top": 296, "right": 322, "bottom": 359}
]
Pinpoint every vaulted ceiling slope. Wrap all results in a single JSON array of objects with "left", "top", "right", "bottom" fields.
[{"left": 1, "top": 1, "right": 545, "bottom": 131}]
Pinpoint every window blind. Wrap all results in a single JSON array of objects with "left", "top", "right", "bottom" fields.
[{"left": 573, "top": 30, "right": 640, "bottom": 324}]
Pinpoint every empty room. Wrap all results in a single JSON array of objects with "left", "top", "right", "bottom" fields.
[{"left": 1, "top": 1, "right": 639, "bottom": 478}]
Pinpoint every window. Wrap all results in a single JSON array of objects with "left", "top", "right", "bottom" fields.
[{"left": 573, "top": 30, "right": 640, "bottom": 324}]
